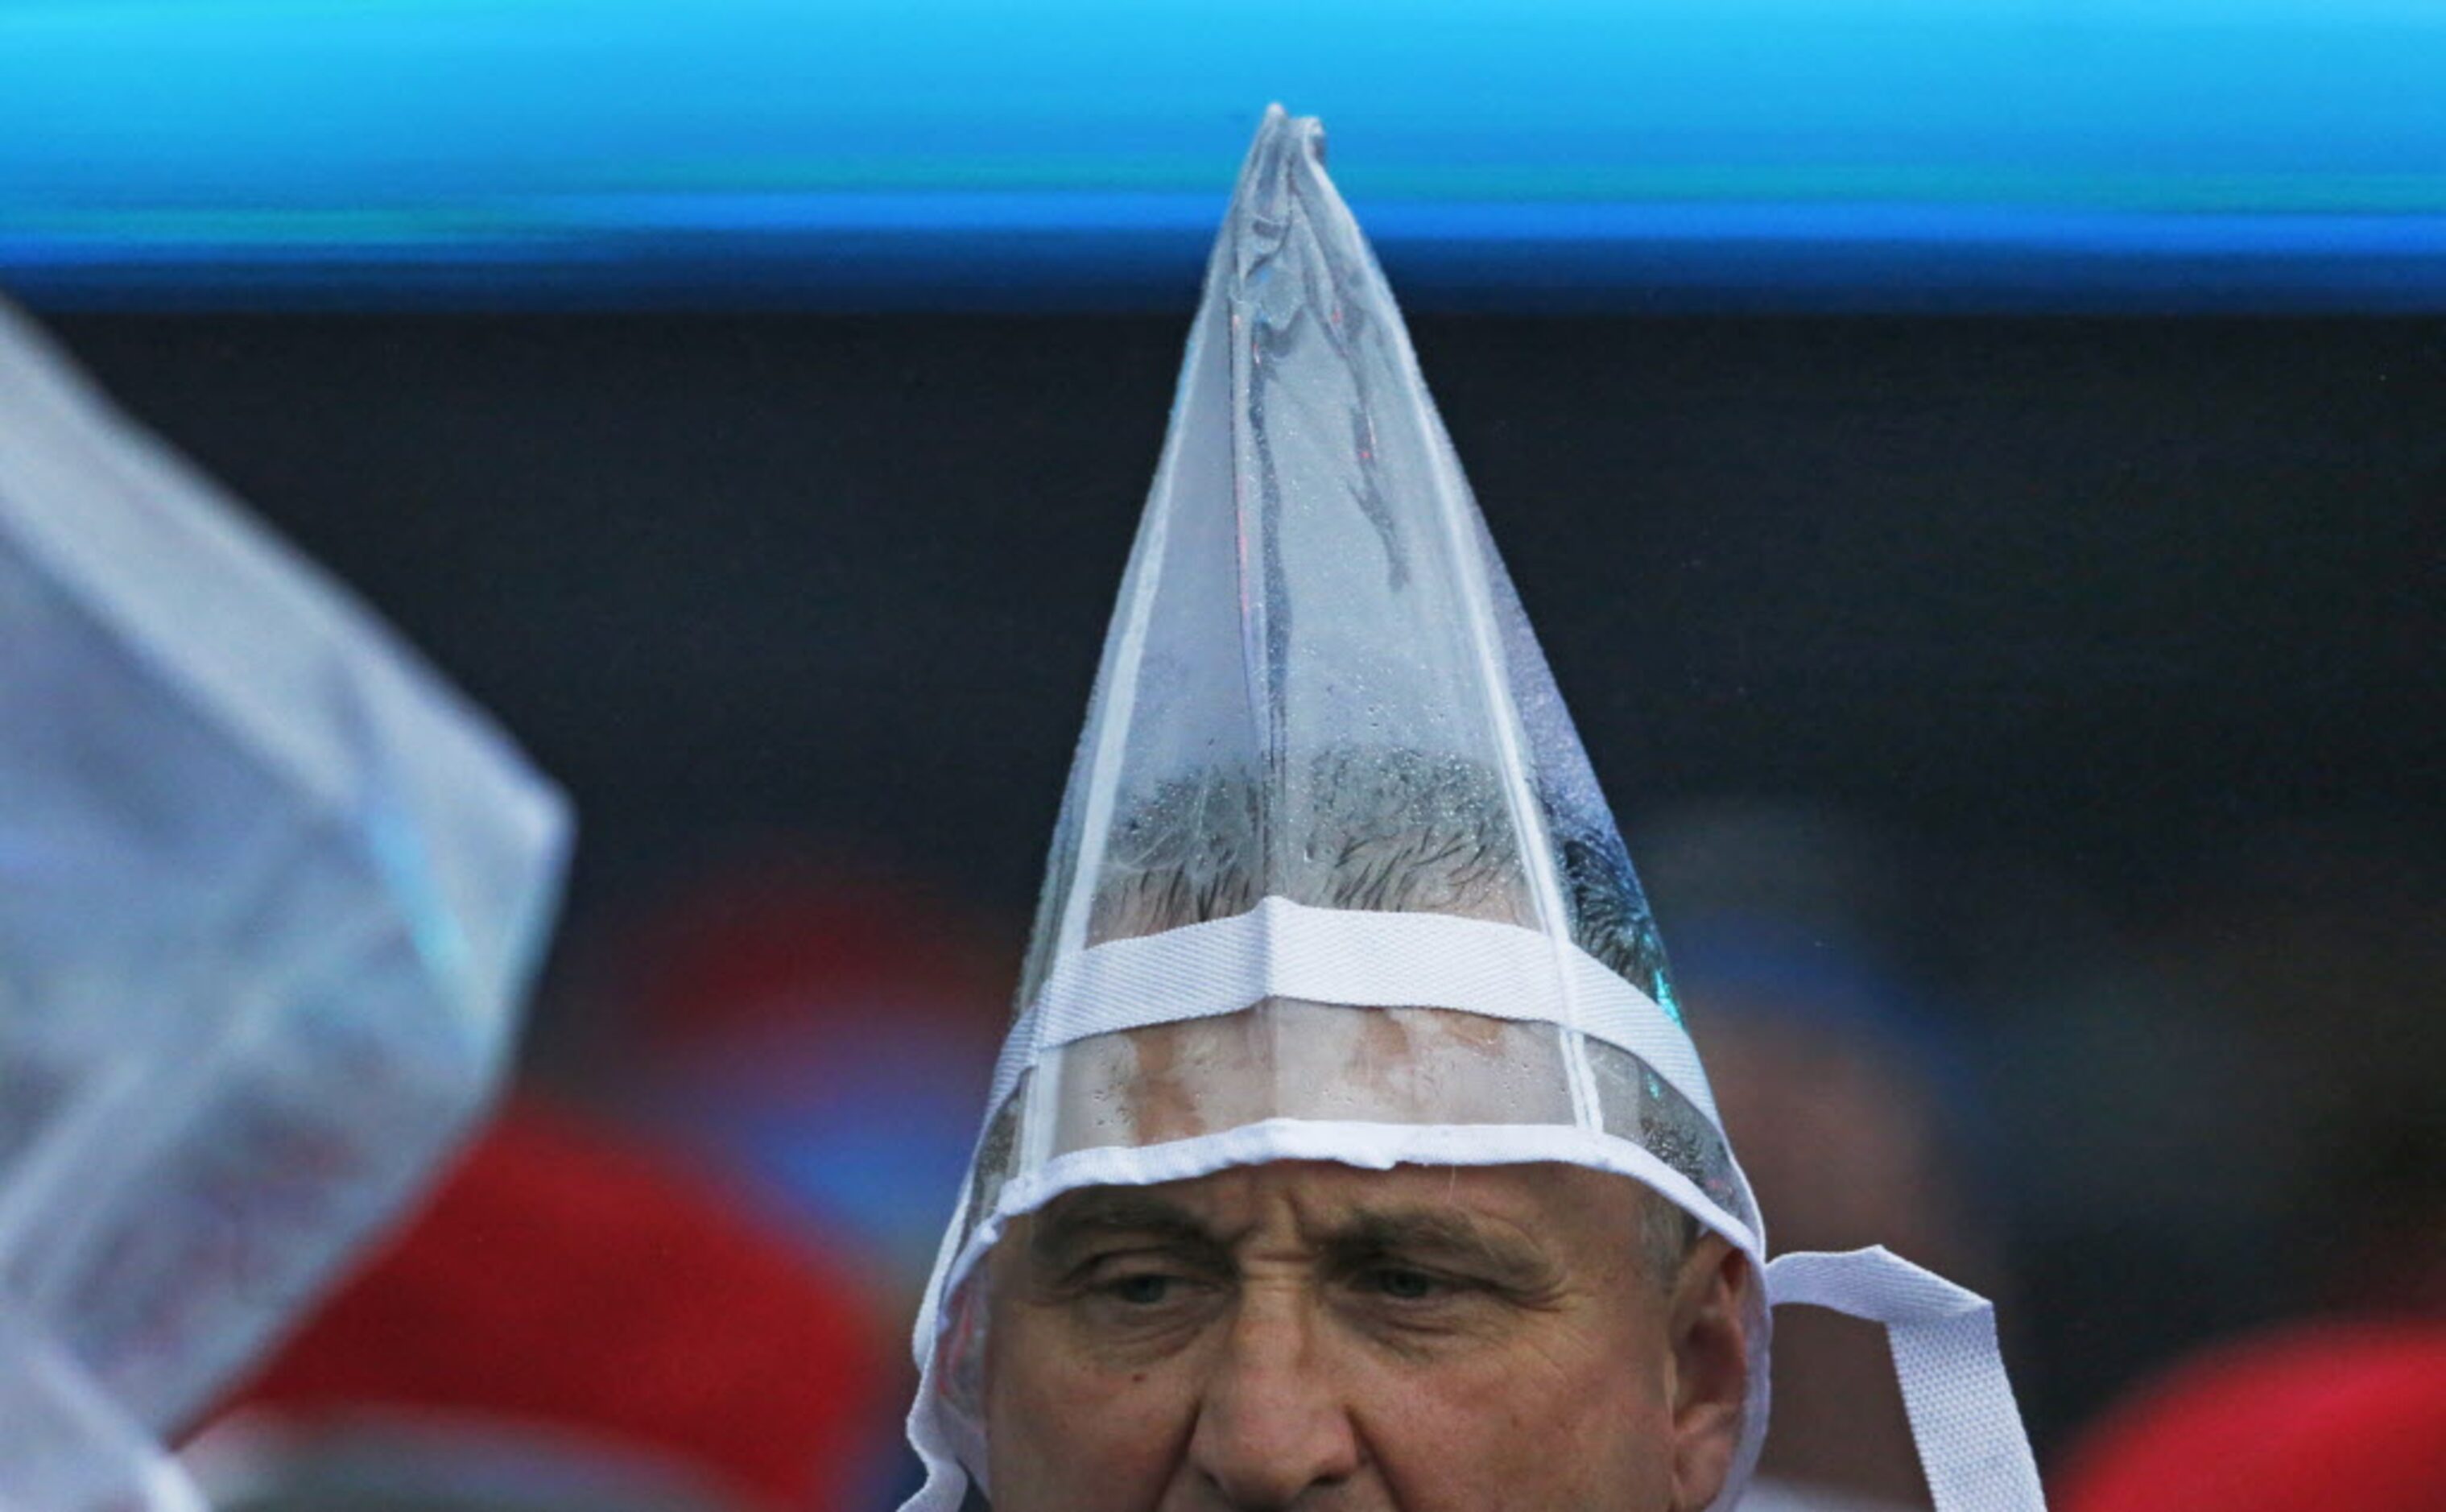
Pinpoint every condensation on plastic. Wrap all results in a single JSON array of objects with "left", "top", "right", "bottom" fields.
[
  {"left": 998, "top": 101, "right": 1708, "bottom": 1168},
  {"left": 1013, "top": 109, "right": 1676, "bottom": 1027},
  {"left": 903, "top": 109, "right": 1769, "bottom": 1511},
  {"left": 0, "top": 297, "right": 570, "bottom": 1503}
]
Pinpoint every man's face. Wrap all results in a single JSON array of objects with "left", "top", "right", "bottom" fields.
[{"left": 981, "top": 1160, "right": 1750, "bottom": 1512}]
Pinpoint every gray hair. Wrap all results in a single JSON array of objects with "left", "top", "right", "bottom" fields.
[
  {"left": 1085, "top": 746, "right": 1670, "bottom": 998},
  {"left": 1089, "top": 747, "right": 1534, "bottom": 942}
]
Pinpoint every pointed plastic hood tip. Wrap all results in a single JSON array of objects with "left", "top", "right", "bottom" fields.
[
  {"left": 1240, "top": 103, "right": 1325, "bottom": 199},
  {"left": 1221, "top": 106, "right": 1349, "bottom": 290}
]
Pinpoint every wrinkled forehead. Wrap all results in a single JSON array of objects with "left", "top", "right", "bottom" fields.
[
  {"left": 1053, "top": 999, "right": 1581, "bottom": 1150},
  {"left": 996, "top": 1157, "right": 1658, "bottom": 1275}
]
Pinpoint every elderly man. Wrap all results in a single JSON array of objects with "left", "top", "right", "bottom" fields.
[
  {"left": 891, "top": 109, "right": 2041, "bottom": 1512},
  {"left": 979, "top": 754, "right": 1757, "bottom": 1511},
  {"left": 988, "top": 1160, "right": 1746, "bottom": 1510}
]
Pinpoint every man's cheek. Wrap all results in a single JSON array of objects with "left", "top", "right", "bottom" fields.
[
  {"left": 1006, "top": 1353, "right": 1196, "bottom": 1504},
  {"left": 1368, "top": 1351, "right": 1663, "bottom": 1510}
]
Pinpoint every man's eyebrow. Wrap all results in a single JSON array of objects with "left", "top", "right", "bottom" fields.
[
  {"left": 1326, "top": 1207, "right": 1560, "bottom": 1288},
  {"left": 1026, "top": 1190, "right": 1220, "bottom": 1266}
]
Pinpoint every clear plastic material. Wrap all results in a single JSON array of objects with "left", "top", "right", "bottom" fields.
[
  {"left": 1015, "top": 109, "right": 1675, "bottom": 1022},
  {"left": 903, "top": 109, "right": 1762, "bottom": 1512},
  {"left": 0, "top": 1305, "right": 205, "bottom": 1512},
  {"left": 1027, "top": 1013, "right": 1745, "bottom": 1230},
  {"left": 985, "top": 104, "right": 1742, "bottom": 1217},
  {"left": 0, "top": 299, "right": 570, "bottom": 1500}
]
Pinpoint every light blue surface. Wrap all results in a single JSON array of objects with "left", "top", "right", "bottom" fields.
[{"left": 2, "top": 1, "right": 2442, "bottom": 308}]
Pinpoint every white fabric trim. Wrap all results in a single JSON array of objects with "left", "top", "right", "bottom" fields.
[
  {"left": 898, "top": 1333, "right": 966, "bottom": 1512},
  {"left": 1008, "top": 1118, "right": 1761, "bottom": 1262},
  {"left": 1002, "top": 897, "right": 1717, "bottom": 1129},
  {"left": 1766, "top": 1249, "right": 2047, "bottom": 1512}
]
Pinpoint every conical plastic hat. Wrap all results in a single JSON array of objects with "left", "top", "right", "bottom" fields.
[
  {"left": 1018, "top": 104, "right": 1678, "bottom": 1018},
  {"left": 901, "top": 107, "right": 1762, "bottom": 1511}
]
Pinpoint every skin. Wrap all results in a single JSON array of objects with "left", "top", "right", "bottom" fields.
[{"left": 981, "top": 1160, "right": 1752, "bottom": 1512}]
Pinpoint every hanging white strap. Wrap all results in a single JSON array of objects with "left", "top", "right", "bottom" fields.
[{"left": 1765, "top": 1248, "right": 2047, "bottom": 1512}]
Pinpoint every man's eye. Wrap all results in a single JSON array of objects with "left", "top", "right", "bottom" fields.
[
  {"left": 1362, "top": 1266, "right": 1447, "bottom": 1301},
  {"left": 1101, "top": 1271, "right": 1184, "bottom": 1307}
]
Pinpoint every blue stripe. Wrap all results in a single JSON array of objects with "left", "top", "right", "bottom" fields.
[{"left": 4, "top": 2, "right": 2440, "bottom": 308}]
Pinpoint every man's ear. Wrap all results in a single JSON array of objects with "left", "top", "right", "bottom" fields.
[{"left": 1667, "top": 1238, "right": 1754, "bottom": 1512}]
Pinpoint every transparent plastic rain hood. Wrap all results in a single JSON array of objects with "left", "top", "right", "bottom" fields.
[{"left": 902, "top": 109, "right": 2045, "bottom": 1512}]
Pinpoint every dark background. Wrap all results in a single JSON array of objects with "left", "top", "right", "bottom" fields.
[
  {"left": 44, "top": 308, "right": 2446, "bottom": 1481},
  {"left": 51, "top": 310, "right": 2443, "bottom": 934}
]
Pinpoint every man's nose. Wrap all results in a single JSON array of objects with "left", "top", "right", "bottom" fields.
[{"left": 1186, "top": 1296, "right": 1365, "bottom": 1509}]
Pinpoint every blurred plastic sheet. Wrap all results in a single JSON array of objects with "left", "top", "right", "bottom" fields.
[
  {"left": 0, "top": 298, "right": 570, "bottom": 1500},
  {"left": 0, "top": 1304, "right": 202, "bottom": 1512}
]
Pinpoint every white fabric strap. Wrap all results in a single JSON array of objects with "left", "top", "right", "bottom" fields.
[
  {"left": 1765, "top": 1248, "right": 2047, "bottom": 1512},
  {"left": 1009, "top": 1118, "right": 1762, "bottom": 1266},
  {"left": 1000, "top": 896, "right": 1717, "bottom": 1128}
]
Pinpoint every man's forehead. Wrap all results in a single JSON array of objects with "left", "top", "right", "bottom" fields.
[{"left": 1015, "top": 1159, "right": 1644, "bottom": 1255}]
